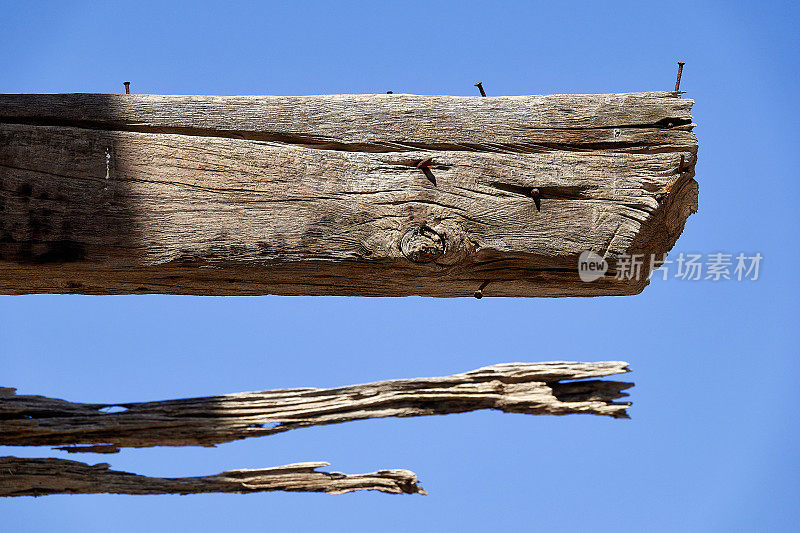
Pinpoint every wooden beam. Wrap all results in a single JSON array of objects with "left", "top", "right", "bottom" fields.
[
  {"left": 0, "top": 92, "right": 697, "bottom": 296},
  {"left": 0, "top": 362, "right": 632, "bottom": 451},
  {"left": 0, "top": 457, "right": 425, "bottom": 496}
]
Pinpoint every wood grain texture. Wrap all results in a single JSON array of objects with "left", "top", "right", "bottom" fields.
[
  {"left": 0, "top": 362, "right": 632, "bottom": 451},
  {"left": 0, "top": 92, "right": 698, "bottom": 296},
  {"left": 0, "top": 457, "right": 425, "bottom": 496}
]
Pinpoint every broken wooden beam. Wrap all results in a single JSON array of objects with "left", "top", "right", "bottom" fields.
[
  {"left": 0, "top": 457, "right": 425, "bottom": 496},
  {"left": 0, "top": 92, "right": 697, "bottom": 296},
  {"left": 0, "top": 362, "right": 632, "bottom": 451}
]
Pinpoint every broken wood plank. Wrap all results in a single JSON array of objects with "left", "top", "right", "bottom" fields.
[
  {"left": 0, "top": 457, "right": 425, "bottom": 496},
  {"left": 0, "top": 92, "right": 698, "bottom": 297},
  {"left": 0, "top": 362, "right": 632, "bottom": 451}
]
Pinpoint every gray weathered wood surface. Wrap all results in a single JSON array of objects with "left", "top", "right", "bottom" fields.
[
  {"left": 0, "top": 457, "right": 425, "bottom": 496},
  {"left": 0, "top": 92, "right": 697, "bottom": 296},
  {"left": 0, "top": 362, "right": 631, "bottom": 452}
]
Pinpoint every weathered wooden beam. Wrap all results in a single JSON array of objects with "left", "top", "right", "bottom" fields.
[
  {"left": 0, "top": 362, "right": 632, "bottom": 451},
  {"left": 0, "top": 92, "right": 697, "bottom": 296},
  {"left": 0, "top": 457, "right": 425, "bottom": 496}
]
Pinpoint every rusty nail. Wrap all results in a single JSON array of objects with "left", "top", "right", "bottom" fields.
[
  {"left": 417, "top": 157, "right": 436, "bottom": 185},
  {"left": 474, "top": 280, "right": 490, "bottom": 299},
  {"left": 529, "top": 187, "right": 541, "bottom": 211},
  {"left": 474, "top": 81, "right": 486, "bottom": 97},
  {"left": 416, "top": 157, "right": 433, "bottom": 169},
  {"left": 123, "top": 81, "right": 131, "bottom": 94},
  {"left": 674, "top": 62, "right": 685, "bottom": 93}
]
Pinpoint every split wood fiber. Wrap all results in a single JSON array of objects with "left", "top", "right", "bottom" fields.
[
  {"left": 0, "top": 457, "right": 425, "bottom": 496},
  {"left": 0, "top": 362, "right": 632, "bottom": 452}
]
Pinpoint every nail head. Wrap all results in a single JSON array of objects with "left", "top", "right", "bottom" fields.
[{"left": 416, "top": 157, "right": 433, "bottom": 169}]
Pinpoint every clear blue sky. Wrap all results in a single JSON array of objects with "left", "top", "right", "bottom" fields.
[{"left": 1, "top": 1, "right": 798, "bottom": 531}]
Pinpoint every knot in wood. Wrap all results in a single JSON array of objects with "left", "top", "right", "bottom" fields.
[{"left": 401, "top": 225, "right": 445, "bottom": 263}]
